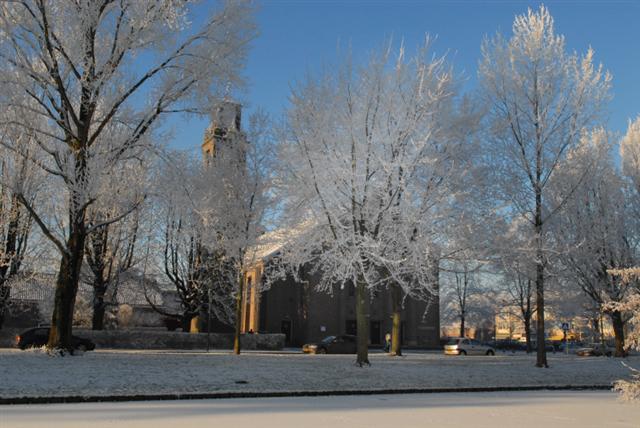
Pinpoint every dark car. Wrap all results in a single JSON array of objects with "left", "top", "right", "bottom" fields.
[
  {"left": 15, "top": 327, "right": 96, "bottom": 351},
  {"left": 491, "top": 339, "right": 527, "bottom": 352},
  {"left": 302, "top": 335, "right": 357, "bottom": 354}
]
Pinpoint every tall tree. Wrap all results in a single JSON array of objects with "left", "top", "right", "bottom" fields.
[
  {"left": 502, "top": 262, "right": 535, "bottom": 352},
  {"left": 277, "top": 39, "right": 472, "bottom": 366},
  {"left": 478, "top": 5, "right": 611, "bottom": 367},
  {"left": 0, "top": 1, "right": 254, "bottom": 351}
]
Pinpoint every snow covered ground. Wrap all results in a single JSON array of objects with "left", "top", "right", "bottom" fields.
[
  {"left": 1, "top": 349, "right": 637, "bottom": 400},
  {"left": 2, "top": 391, "right": 639, "bottom": 428}
]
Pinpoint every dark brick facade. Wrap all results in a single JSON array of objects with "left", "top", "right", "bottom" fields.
[{"left": 256, "top": 270, "right": 440, "bottom": 349}]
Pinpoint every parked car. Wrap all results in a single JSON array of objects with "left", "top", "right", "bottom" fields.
[
  {"left": 302, "top": 335, "right": 357, "bottom": 354},
  {"left": 576, "top": 343, "right": 614, "bottom": 357},
  {"left": 15, "top": 327, "right": 96, "bottom": 351},
  {"left": 444, "top": 337, "right": 495, "bottom": 356}
]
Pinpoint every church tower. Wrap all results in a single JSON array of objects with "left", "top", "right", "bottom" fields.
[{"left": 202, "top": 101, "right": 245, "bottom": 164}]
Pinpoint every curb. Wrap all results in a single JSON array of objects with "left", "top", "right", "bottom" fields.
[{"left": 0, "top": 384, "right": 612, "bottom": 405}]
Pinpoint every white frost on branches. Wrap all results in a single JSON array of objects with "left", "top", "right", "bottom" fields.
[{"left": 277, "top": 38, "right": 476, "bottom": 315}]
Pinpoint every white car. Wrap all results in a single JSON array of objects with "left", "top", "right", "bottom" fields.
[{"left": 444, "top": 337, "right": 495, "bottom": 356}]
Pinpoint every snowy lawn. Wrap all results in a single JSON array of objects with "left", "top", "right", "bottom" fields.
[
  {"left": 1, "top": 349, "right": 637, "bottom": 399},
  {"left": 2, "top": 391, "right": 639, "bottom": 428}
]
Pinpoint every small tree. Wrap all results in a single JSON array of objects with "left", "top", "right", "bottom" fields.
[
  {"left": 494, "top": 218, "right": 537, "bottom": 352},
  {"left": 153, "top": 152, "right": 237, "bottom": 332},
  {"left": 503, "top": 265, "right": 535, "bottom": 351},
  {"left": 441, "top": 259, "right": 482, "bottom": 339}
]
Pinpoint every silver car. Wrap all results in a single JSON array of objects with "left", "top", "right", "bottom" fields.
[{"left": 444, "top": 337, "right": 495, "bottom": 356}]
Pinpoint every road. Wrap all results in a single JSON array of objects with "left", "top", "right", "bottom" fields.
[{"left": 1, "top": 391, "right": 638, "bottom": 428}]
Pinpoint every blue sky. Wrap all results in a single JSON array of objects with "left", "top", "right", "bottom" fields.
[{"left": 169, "top": 0, "right": 640, "bottom": 153}]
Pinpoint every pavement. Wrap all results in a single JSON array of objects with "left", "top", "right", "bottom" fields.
[{"left": 2, "top": 391, "right": 638, "bottom": 428}]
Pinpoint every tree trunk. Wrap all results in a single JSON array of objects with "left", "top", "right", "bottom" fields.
[
  {"left": 48, "top": 225, "right": 86, "bottom": 352},
  {"left": 355, "top": 278, "right": 370, "bottom": 366},
  {"left": 92, "top": 300, "right": 105, "bottom": 331},
  {"left": 91, "top": 279, "right": 107, "bottom": 330},
  {"left": 534, "top": 259, "right": 547, "bottom": 367},
  {"left": 181, "top": 312, "right": 193, "bottom": 332},
  {"left": 233, "top": 274, "right": 244, "bottom": 355},
  {"left": 524, "top": 315, "right": 532, "bottom": 353},
  {"left": 47, "top": 144, "right": 89, "bottom": 353},
  {"left": 459, "top": 312, "right": 466, "bottom": 339},
  {"left": 534, "top": 177, "right": 547, "bottom": 368},
  {"left": 610, "top": 310, "right": 626, "bottom": 357},
  {"left": 0, "top": 284, "right": 9, "bottom": 330},
  {"left": 390, "top": 283, "right": 402, "bottom": 356}
]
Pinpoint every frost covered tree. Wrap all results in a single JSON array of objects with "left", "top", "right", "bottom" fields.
[
  {"left": 153, "top": 151, "right": 237, "bottom": 332},
  {"left": 0, "top": 1, "right": 255, "bottom": 351},
  {"left": 553, "top": 130, "right": 638, "bottom": 357},
  {"left": 501, "top": 261, "right": 536, "bottom": 352},
  {"left": 277, "top": 39, "right": 474, "bottom": 366},
  {"left": 479, "top": 5, "right": 611, "bottom": 367}
]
